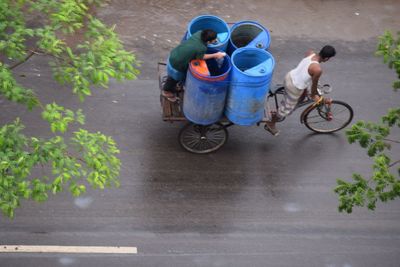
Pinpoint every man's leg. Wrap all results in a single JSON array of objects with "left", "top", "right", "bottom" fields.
[
  {"left": 277, "top": 74, "right": 304, "bottom": 117},
  {"left": 264, "top": 112, "right": 281, "bottom": 136},
  {"left": 163, "top": 76, "right": 178, "bottom": 94},
  {"left": 162, "top": 76, "right": 179, "bottom": 101},
  {"left": 297, "top": 89, "right": 308, "bottom": 104},
  {"left": 265, "top": 73, "right": 303, "bottom": 136}
]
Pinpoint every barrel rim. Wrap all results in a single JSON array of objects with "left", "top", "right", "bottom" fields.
[
  {"left": 188, "top": 55, "right": 232, "bottom": 82},
  {"left": 187, "top": 15, "right": 231, "bottom": 47},
  {"left": 229, "top": 20, "right": 271, "bottom": 50},
  {"left": 166, "top": 57, "right": 186, "bottom": 81},
  {"left": 231, "top": 47, "right": 275, "bottom": 77}
]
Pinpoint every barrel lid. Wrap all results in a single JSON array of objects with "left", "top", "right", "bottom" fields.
[
  {"left": 230, "top": 20, "right": 271, "bottom": 50},
  {"left": 217, "top": 32, "right": 229, "bottom": 43},
  {"left": 244, "top": 58, "right": 273, "bottom": 76}
]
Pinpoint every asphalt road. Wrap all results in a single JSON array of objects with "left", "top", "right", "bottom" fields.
[{"left": 1, "top": 1, "right": 400, "bottom": 267}]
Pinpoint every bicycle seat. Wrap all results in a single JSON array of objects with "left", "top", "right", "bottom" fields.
[{"left": 269, "top": 84, "right": 284, "bottom": 94}]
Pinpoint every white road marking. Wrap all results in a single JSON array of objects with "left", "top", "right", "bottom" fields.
[{"left": 0, "top": 245, "right": 137, "bottom": 254}]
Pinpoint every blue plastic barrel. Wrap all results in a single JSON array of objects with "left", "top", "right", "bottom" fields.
[
  {"left": 185, "top": 15, "right": 230, "bottom": 51},
  {"left": 227, "top": 21, "right": 271, "bottom": 55},
  {"left": 183, "top": 51, "right": 231, "bottom": 125},
  {"left": 225, "top": 47, "right": 275, "bottom": 126},
  {"left": 166, "top": 58, "right": 185, "bottom": 81}
]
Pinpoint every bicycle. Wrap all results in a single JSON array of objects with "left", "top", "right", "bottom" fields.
[{"left": 265, "top": 84, "right": 354, "bottom": 133}]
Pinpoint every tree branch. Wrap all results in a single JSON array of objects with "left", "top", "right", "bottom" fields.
[
  {"left": 8, "top": 50, "right": 37, "bottom": 70},
  {"left": 383, "top": 138, "right": 400, "bottom": 144},
  {"left": 389, "top": 160, "right": 400, "bottom": 168}
]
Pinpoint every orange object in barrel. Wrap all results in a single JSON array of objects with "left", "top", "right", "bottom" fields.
[{"left": 190, "top": 59, "right": 210, "bottom": 76}]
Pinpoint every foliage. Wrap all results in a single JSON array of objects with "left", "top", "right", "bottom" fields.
[
  {"left": 376, "top": 31, "right": 400, "bottom": 90},
  {"left": 335, "top": 31, "right": 400, "bottom": 213},
  {"left": 0, "top": 0, "right": 140, "bottom": 218}
]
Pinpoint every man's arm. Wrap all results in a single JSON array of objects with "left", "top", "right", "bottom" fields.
[
  {"left": 309, "top": 63, "right": 322, "bottom": 100},
  {"left": 203, "top": 52, "right": 226, "bottom": 60},
  {"left": 305, "top": 49, "right": 314, "bottom": 57}
]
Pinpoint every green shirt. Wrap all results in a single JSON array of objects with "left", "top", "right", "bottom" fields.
[{"left": 169, "top": 31, "right": 207, "bottom": 73}]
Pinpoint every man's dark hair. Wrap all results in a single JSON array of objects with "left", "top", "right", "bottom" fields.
[
  {"left": 201, "top": 29, "right": 217, "bottom": 43},
  {"left": 319, "top": 45, "right": 336, "bottom": 59}
]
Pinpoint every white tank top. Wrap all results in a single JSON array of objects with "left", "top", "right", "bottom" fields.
[{"left": 289, "top": 54, "right": 319, "bottom": 89}]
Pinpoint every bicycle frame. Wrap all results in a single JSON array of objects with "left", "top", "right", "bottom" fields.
[{"left": 266, "top": 85, "right": 330, "bottom": 124}]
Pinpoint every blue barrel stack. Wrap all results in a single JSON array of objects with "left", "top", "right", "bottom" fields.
[{"left": 173, "top": 15, "right": 275, "bottom": 126}]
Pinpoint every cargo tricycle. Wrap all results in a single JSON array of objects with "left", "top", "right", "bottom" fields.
[{"left": 157, "top": 62, "right": 354, "bottom": 154}]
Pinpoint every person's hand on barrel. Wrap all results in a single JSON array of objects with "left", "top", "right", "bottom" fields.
[
  {"left": 215, "top": 52, "right": 226, "bottom": 59},
  {"left": 203, "top": 52, "right": 226, "bottom": 60}
]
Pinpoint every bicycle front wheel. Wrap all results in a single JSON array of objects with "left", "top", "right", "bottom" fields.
[{"left": 303, "top": 100, "right": 353, "bottom": 133}]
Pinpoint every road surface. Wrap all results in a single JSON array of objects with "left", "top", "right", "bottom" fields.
[{"left": 1, "top": 1, "right": 399, "bottom": 266}]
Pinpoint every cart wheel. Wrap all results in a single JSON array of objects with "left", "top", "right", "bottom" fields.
[{"left": 178, "top": 122, "right": 228, "bottom": 154}]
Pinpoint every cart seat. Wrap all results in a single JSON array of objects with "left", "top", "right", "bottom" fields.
[{"left": 269, "top": 83, "right": 284, "bottom": 94}]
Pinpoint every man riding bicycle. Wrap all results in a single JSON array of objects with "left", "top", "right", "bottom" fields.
[{"left": 265, "top": 45, "right": 336, "bottom": 136}]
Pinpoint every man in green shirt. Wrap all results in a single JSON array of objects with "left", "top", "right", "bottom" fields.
[{"left": 162, "top": 29, "right": 226, "bottom": 102}]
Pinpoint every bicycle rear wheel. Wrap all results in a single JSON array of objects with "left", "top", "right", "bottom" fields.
[
  {"left": 178, "top": 122, "right": 228, "bottom": 154},
  {"left": 303, "top": 100, "right": 353, "bottom": 133}
]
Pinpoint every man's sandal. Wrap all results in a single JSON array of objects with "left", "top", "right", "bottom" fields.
[{"left": 264, "top": 121, "right": 280, "bottom": 136}]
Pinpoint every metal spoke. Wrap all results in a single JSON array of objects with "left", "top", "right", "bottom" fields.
[
  {"left": 179, "top": 123, "right": 228, "bottom": 153},
  {"left": 303, "top": 101, "right": 353, "bottom": 133}
]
